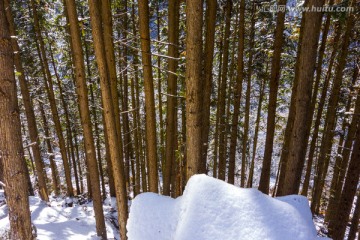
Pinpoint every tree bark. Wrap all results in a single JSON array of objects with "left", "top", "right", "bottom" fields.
[
  {"left": 217, "top": 0, "right": 232, "bottom": 181},
  {"left": 241, "top": 2, "right": 256, "bottom": 187},
  {"left": 280, "top": 0, "right": 325, "bottom": 196},
  {"left": 301, "top": 23, "right": 342, "bottom": 197},
  {"left": 300, "top": 0, "right": 333, "bottom": 196},
  {"left": 201, "top": 0, "right": 217, "bottom": 173},
  {"left": 258, "top": 0, "right": 286, "bottom": 193},
  {"left": 311, "top": 4, "right": 354, "bottom": 212},
  {"left": 326, "top": 60, "right": 360, "bottom": 223},
  {"left": 5, "top": 0, "right": 49, "bottom": 202},
  {"left": 248, "top": 65, "right": 267, "bottom": 188},
  {"left": 163, "top": 0, "right": 180, "bottom": 196},
  {"left": 328, "top": 120, "right": 360, "bottom": 239},
  {"left": 39, "top": 103, "right": 60, "bottom": 195},
  {"left": 31, "top": 0, "right": 74, "bottom": 196},
  {"left": 88, "top": 0, "right": 128, "bottom": 238},
  {"left": 0, "top": 1, "right": 34, "bottom": 237},
  {"left": 138, "top": 0, "right": 159, "bottom": 192},
  {"left": 185, "top": 0, "right": 204, "bottom": 181},
  {"left": 65, "top": 0, "right": 107, "bottom": 237},
  {"left": 228, "top": 0, "right": 245, "bottom": 185}
]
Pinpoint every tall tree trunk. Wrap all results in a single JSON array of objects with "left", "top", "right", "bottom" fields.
[
  {"left": 212, "top": 26, "right": 224, "bottom": 178},
  {"left": 5, "top": 0, "right": 49, "bottom": 202},
  {"left": 280, "top": 0, "right": 325, "bottom": 196},
  {"left": 65, "top": 0, "right": 107, "bottom": 237},
  {"left": 39, "top": 103, "right": 60, "bottom": 195},
  {"left": 258, "top": 0, "right": 287, "bottom": 194},
  {"left": 276, "top": 12, "right": 308, "bottom": 196},
  {"left": 328, "top": 121, "right": 360, "bottom": 239},
  {"left": 156, "top": 0, "right": 165, "bottom": 177},
  {"left": 131, "top": 4, "right": 147, "bottom": 192},
  {"left": 48, "top": 39, "right": 81, "bottom": 195},
  {"left": 138, "top": 0, "right": 159, "bottom": 192},
  {"left": 217, "top": 0, "right": 232, "bottom": 181},
  {"left": 185, "top": 0, "right": 203, "bottom": 181},
  {"left": 101, "top": 0, "right": 124, "bottom": 161},
  {"left": 117, "top": 1, "right": 132, "bottom": 193},
  {"left": 228, "top": 0, "right": 245, "bottom": 185},
  {"left": 31, "top": 0, "right": 74, "bottom": 196},
  {"left": 90, "top": 84, "right": 106, "bottom": 199},
  {"left": 0, "top": 1, "right": 33, "bottom": 237},
  {"left": 241, "top": 2, "right": 256, "bottom": 187},
  {"left": 88, "top": 0, "right": 128, "bottom": 238},
  {"left": 300, "top": 0, "right": 333, "bottom": 196},
  {"left": 248, "top": 63, "right": 267, "bottom": 188},
  {"left": 163, "top": 0, "right": 180, "bottom": 196},
  {"left": 201, "top": 0, "right": 217, "bottom": 173},
  {"left": 73, "top": 128, "right": 84, "bottom": 194},
  {"left": 326, "top": 61, "right": 360, "bottom": 223},
  {"left": 301, "top": 23, "right": 342, "bottom": 197},
  {"left": 311, "top": 5, "right": 354, "bottom": 212},
  {"left": 131, "top": 76, "right": 141, "bottom": 195}
]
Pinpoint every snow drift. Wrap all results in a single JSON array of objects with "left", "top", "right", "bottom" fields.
[{"left": 127, "top": 174, "right": 324, "bottom": 240}]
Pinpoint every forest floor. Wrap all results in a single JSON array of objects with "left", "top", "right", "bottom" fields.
[
  {"left": 0, "top": 191, "right": 120, "bottom": 239},
  {"left": 0, "top": 177, "right": 339, "bottom": 240}
]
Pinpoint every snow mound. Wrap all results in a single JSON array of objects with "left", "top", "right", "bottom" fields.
[{"left": 127, "top": 174, "right": 324, "bottom": 240}]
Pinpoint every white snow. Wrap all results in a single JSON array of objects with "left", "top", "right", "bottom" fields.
[
  {"left": 127, "top": 174, "right": 326, "bottom": 240},
  {"left": 0, "top": 175, "right": 329, "bottom": 239},
  {"left": 0, "top": 196, "right": 119, "bottom": 239}
]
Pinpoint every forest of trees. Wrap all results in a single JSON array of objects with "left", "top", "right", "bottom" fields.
[{"left": 0, "top": 0, "right": 359, "bottom": 239}]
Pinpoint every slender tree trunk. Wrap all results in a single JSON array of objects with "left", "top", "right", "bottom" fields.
[
  {"left": 156, "top": 0, "right": 165, "bottom": 177},
  {"left": 73, "top": 128, "right": 84, "bottom": 194},
  {"left": 311, "top": 5, "right": 354, "bottom": 212},
  {"left": 326, "top": 61, "right": 360, "bottom": 223},
  {"left": 131, "top": 4, "right": 147, "bottom": 192},
  {"left": 228, "top": 0, "right": 245, "bottom": 185},
  {"left": 65, "top": 0, "right": 107, "bottom": 237},
  {"left": 217, "top": 0, "right": 232, "bottom": 181},
  {"left": 5, "top": 0, "right": 49, "bottom": 202},
  {"left": 241, "top": 2, "right": 256, "bottom": 187},
  {"left": 0, "top": 1, "right": 33, "bottom": 237},
  {"left": 138, "top": 0, "right": 159, "bottom": 192},
  {"left": 31, "top": 0, "right": 74, "bottom": 196},
  {"left": 88, "top": 0, "right": 128, "bottom": 238},
  {"left": 201, "top": 0, "right": 217, "bottom": 173},
  {"left": 248, "top": 63, "right": 267, "bottom": 188},
  {"left": 185, "top": 0, "right": 203, "bottom": 181},
  {"left": 328, "top": 121, "right": 360, "bottom": 239},
  {"left": 131, "top": 76, "right": 141, "bottom": 195},
  {"left": 301, "top": 23, "right": 342, "bottom": 197},
  {"left": 39, "top": 103, "right": 60, "bottom": 195},
  {"left": 89, "top": 84, "right": 106, "bottom": 199},
  {"left": 213, "top": 26, "right": 224, "bottom": 178},
  {"left": 101, "top": 0, "right": 124, "bottom": 163},
  {"left": 48, "top": 40, "right": 81, "bottom": 195},
  {"left": 117, "top": 1, "right": 133, "bottom": 192},
  {"left": 163, "top": 0, "right": 180, "bottom": 196},
  {"left": 258, "top": 0, "right": 287, "bottom": 194}
]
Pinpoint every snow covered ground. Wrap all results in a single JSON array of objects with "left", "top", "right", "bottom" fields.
[
  {"left": 0, "top": 175, "right": 329, "bottom": 239},
  {"left": 0, "top": 195, "right": 119, "bottom": 240},
  {"left": 128, "top": 174, "right": 328, "bottom": 240}
]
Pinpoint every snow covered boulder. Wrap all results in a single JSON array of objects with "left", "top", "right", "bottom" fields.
[{"left": 127, "top": 174, "right": 324, "bottom": 240}]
